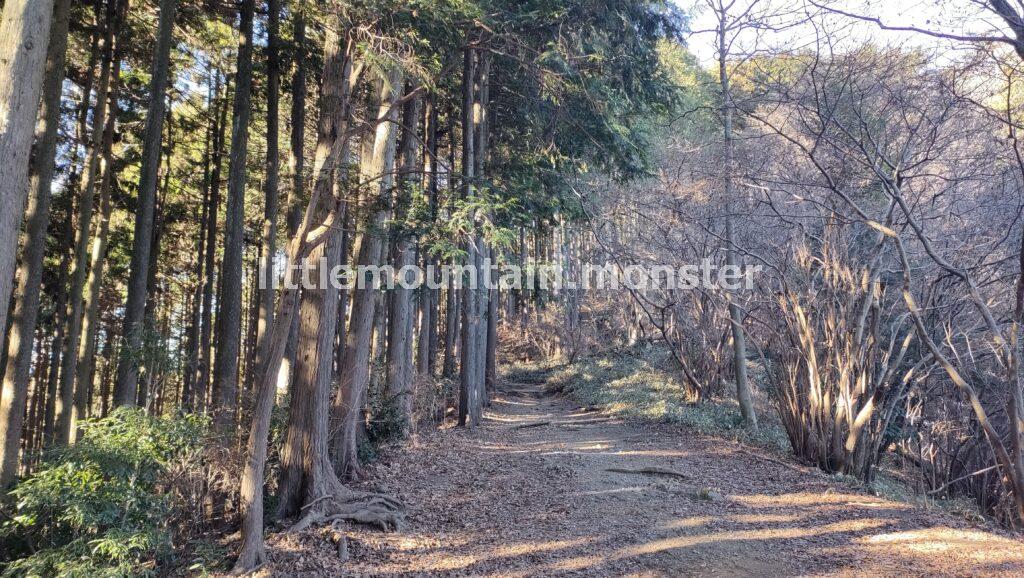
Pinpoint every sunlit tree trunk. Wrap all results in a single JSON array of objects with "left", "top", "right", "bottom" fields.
[
  {"left": 0, "top": 0, "right": 69, "bottom": 486},
  {"left": 332, "top": 68, "right": 402, "bottom": 477},
  {"left": 387, "top": 88, "right": 421, "bottom": 436},
  {"left": 0, "top": 0, "right": 57, "bottom": 440}
]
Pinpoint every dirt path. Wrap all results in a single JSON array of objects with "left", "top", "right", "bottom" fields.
[{"left": 261, "top": 381, "right": 1024, "bottom": 577}]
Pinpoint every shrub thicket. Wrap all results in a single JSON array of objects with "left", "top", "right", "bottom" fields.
[{"left": 0, "top": 409, "right": 209, "bottom": 577}]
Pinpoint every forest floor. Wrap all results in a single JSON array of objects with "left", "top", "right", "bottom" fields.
[{"left": 255, "top": 376, "right": 1024, "bottom": 577}]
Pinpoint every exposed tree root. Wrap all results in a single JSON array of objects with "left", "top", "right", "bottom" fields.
[
  {"left": 513, "top": 416, "right": 613, "bottom": 430},
  {"left": 290, "top": 488, "right": 406, "bottom": 535},
  {"left": 563, "top": 417, "right": 612, "bottom": 425},
  {"left": 512, "top": 420, "right": 551, "bottom": 429},
  {"left": 504, "top": 387, "right": 545, "bottom": 398},
  {"left": 606, "top": 466, "right": 689, "bottom": 479},
  {"left": 733, "top": 447, "right": 809, "bottom": 474}
]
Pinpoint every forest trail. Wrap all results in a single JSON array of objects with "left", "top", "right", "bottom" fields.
[{"left": 261, "top": 377, "right": 1024, "bottom": 577}]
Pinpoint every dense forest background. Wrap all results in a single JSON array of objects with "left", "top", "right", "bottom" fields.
[{"left": 1, "top": 0, "right": 1024, "bottom": 574}]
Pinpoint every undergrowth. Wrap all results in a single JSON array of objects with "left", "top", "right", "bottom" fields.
[
  {"left": 0, "top": 408, "right": 212, "bottom": 577},
  {"left": 829, "top": 471, "right": 987, "bottom": 525}
]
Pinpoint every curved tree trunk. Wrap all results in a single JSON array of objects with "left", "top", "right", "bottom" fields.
[{"left": 233, "top": 19, "right": 400, "bottom": 570}]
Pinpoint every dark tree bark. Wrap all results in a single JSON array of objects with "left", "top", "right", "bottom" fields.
[
  {"left": 55, "top": 0, "right": 120, "bottom": 445},
  {"left": 335, "top": 206, "right": 352, "bottom": 378},
  {"left": 212, "top": 0, "right": 256, "bottom": 431},
  {"left": 196, "top": 73, "right": 228, "bottom": 413},
  {"left": 417, "top": 93, "right": 439, "bottom": 377},
  {"left": 250, "top": 0, "right": 281, "bottom": 394},
  {"left": 277, "top": 3, "right": 307, "bottom": 396},
  {"left": 137, "top": 113, "right": 170, "bottom": 411},
  {"left": 74, "top": 0, "right": 127, "bottom": 438},
  {"left": 476, "top": 51, "right": 494, "bottom": 404},
  {"left": 114, "top": 0, "right": 177, "bottom": 406},
  {"left": 486, "top": 285, "right": 498, "bottom": 396},
  {"left": 458, "top": 43, "right": 483, "bottom": 427},
  {"left": 181, "top": 74, "right": 217, "bottom": 411},
  {"left": 442, "top": 113, "right": 460, "bottom": 381}
]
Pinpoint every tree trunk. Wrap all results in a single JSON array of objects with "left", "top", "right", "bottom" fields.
[
  {"left": 331, "top": 68, "right": 402, "bottom": 478},
  {"left": 386, "top": 87, "right": 421, "bottom": 436},
  {"left": 42, "top": 283, "right": 66, "bottom": 447},
  {"left": 717, "top": 14, "right": 757, "bottom": 431},
  {"left": 250, "top": 0, "right": 281, "bottom": 396},
  {"left": 0, "top": 0, "right": 57, "bottom": 416},
  {"left": 442, "top": 116, "right": 460, "bottom": 381},
  {"left": 196, "top": 73, "right": 227, "bottom": 413},
  {"left": 458, "top": 43, "right": 484, "bottom": 427},
  {"left": 417, "top": 94, "right": 439, "bottom": 377},
  {"left": 24, "top": 330, "right": 48, "bottom": 473},
  {"left": 276, "top": 183, "right": 348, "bottom": 519},
  {"left": 443, "top": 286, "right": 459, "bottom": 379},
  {"left": 114, "top": 0, "right": 177, "bottom": 406},
  {"left": 0, "top": 0, "right": 69, "bottom": 486},
  {"left": 486, "top": 285, "right": 498, "bottom": 395},
  {"left": 73, "top": 3, "right": 126, "bottom": 440},
  {"left": 233, "top": 20, "right": 369, "bottom": 570},
  {"left": 55, "top": 0, "right": 121, "bottom": 445},
  {"left": 212, "top": 0, "right": 256, "bottom": 432},
  {"left": 181, "top": 74, "right": 217, "bottom": 412},
  {"left": 276, "top": 3, "right": 307, "bottom": 399},
  {"left": 475, "top": 51, "right": 494, "bottom": 402},
  {"left": 137, "top": 115, "right": 170, "bottom": 411},
  {"left": 335, "top": 206, "right": 351, "bottom": 378}
]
